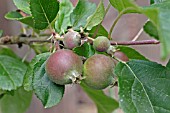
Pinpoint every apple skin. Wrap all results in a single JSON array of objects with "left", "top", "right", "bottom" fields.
[
  {"left": 45, "top": 49, "right": 83, "bottom": 85},
  {"left": 83, "top": 54, "right": 115, "bottom": 90},
  {"left": 63, "top": 31, "right": 81, "bottom": 49},
  {"left": 93, "top": 36, "right": 110, "bottom": 52}
]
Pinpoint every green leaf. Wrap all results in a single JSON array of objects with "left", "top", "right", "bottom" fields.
[
  {"left": 30, "top": 0, "right": 59, "bottom": 30},
  {"left": 166, "top": 60, "right": 170, "bottom": 69},
  {"left": 88, "top": 25, "right": 108, "bottom": 38},
  {"left": 55, "top": 0, "right": 74, "bottom": 34},
  {"left": 143, "top": 2, "right": 170, "bottom": 58},
  {"left": 31, "top": 44, "right": 51, "bottom": 54},
  {"left": 5, "top": 11, "right": 34, "bottom": 27},
  {"left": 13, "top": 0, "right": 31, "bottom": 14},
  {"left": 109, "top": 0, "right": 141, "bottom": 12},
  {"left": 109, "top": 0, "right": 170, "bottom": 58},
  {"left": 150, "top": 0, "right": 155, "bottom": 4},
  {"left": 0, "top": 95, "right": 4, "bottom": 99},
  {"left": 23, "top": 52, "right": 51, "bottom": 91},
  {"left": 151, "top": 0, "right": 167, "bottom": 4},
  {"left": 0, "top": 47, "right": 19, "bottom": 58},
  {"left": 73, "top": 42, "right": 95, "bottom": 58},
  {"left": 0, "top": 30, "right": 3, "bottom": 37},
  {"left": 0, "top": 89, "right": 6, "bottom": 99},
  {"left": 5, "top": 11, "right": 24, "bottom": 19},
  {"left": 19, "top": 16, "right": 34, "bottom": 27},
  {"left": 115, "top": 60, "right": 170, "bottom": 113},
  {"left": 0, "top": 55, "right": 27, "bottom": 91},
  {"left": 81, "top": 83, "right": 119, "bottom": 113},
  {"left": 143, "top": 21, "right": 159, "bottom": 40},
  {"left": 32, "top": 53, "right": 65, "bottom": 108},
  {"left": 0, "top": 87, "right": 32, "bottom": 113},
  {"left": 117, "top": 46, "right": 148, "bottom": 60},
  {"left": 70, "top": 0, "right": 96, "bottom": 30},
  {"left": 85, "top": 0, "right": 105, "bottom": 30},
  {"left": 23, "top": 64, "right": 33, "bottom": 91},
  {"left": 0, "top": 89, "right": 5, "bottom": 95}
]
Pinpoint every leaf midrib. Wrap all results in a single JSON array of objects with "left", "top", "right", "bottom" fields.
[
  {"left": 124, "top": 63, "right": 155, "bottom": 113},
  {"left": 38, "top": 0, "right": 50, "bottom": 25},
  {"left": 121, "top": 0, "right": 126, "bottom": 10},
  {"left": 72, "top": 2, "right": 95, "bottom": 28},
  {"left": 0, "top": 62, "right": 15, "bottom": 89}
]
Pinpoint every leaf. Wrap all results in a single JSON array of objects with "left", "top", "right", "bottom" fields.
[
  {"left": 73, "top": 42, "right": 95, "bottom": 58},
  {"left": 0, "top": 47, "right": 19, "bottom": 58},
  {"left": 23, "top": 52, "right": 51, "bottom": 91},
  {"left": 0, "top": 95, "right": 4, "bottom": 99},
  {"left": 70, "top": 0, "right": 96, "bottom": 30},
  {"left": 23, "top": 64, "right": 33, "bottom": 91},
  {"left": 115, "top": 60, "right": 170, "bottom": 113},
  {"left": 30, "top": 0, "right": 59, "bottom": 30},
  {"left": 5, "top": 11, "right": 24, "bottom": 19},
  {"left": 5, "top": 11, "right": 34, "bottom": 27},
  {"left": 55, "top": 0, "right": 74, "bottom": 34},
  {"left": 0, "top": 30, "right": 3, "bottom": 37},
  {"left": 19, "top": 16, "right": 34, "bottom": 27},
  {"left": 143, "top": 2, "right": 170, "bottom": 58},
  {"left": 88, "top": 25, "right": 108, "bottom": 38},
  {"left": 166, "top": 60, "right": 170, "bottom": 69},
  {"left": 31, "top": 44, "right": 51, "bottom": 54},
  {"left": 151, "top": 0, "right": 167, "bottom": 4},
  {"left": 150, "top": 0, "right": 155, "bottom": 4},
  {"left": 85, "top": 0, "right": 105, "bottom": 30},
  {"left": 109, "top": 0, "right": 141, "bottom": 13},
  {"left": 0, "top": 55, "right": 27, "bottom": 91},
  {"left": 117, "top": 46, "right": 148, "bottom": 60},
  {"left": 13, "top": 0, "right": 31, "bottom": 14},
  {"left": 0, "top": 89, "right": 6, "bottom": 99},
  {"left": 81, "top": 83, "right": 119, "bottom": 113},
  {"left": 0, "top": 87, "right": 32, "bottom": 113},
  {"left": 0, "top": 89, "right": 5, "bottom": 95},
  {"left": 32, "top": 53, "right": 65, "bottom": 108},
  {"left": 109, "top": 0, "right": 170, "bottom": 58},
  {"left": 143, "top": 21, "right": 159, "bottom": 40}
]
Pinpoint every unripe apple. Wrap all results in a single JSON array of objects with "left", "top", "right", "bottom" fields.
[
  {"left": 45, "top": 49, "right": 83, "bottom": 85},
  {"left": 93, "top": 36, "right": 110, "bottom": 52},
  {"left": 114, "top": 51, "right": 129, "bottom": 62},
  {"left": 63, "top": 30, "right": 81, "bottom": 49},
  {"left": 83, "top": 54, "right": 115, "bottom": 90}
]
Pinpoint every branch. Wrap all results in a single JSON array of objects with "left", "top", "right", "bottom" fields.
[
  {"left": 0, "top": 36, "right": 50, "bottom": 45},
  {"left": 0, "top": 36, "right": 160, "bottom": 46},
  {"left": 110, "top": 40, "right": 160, "bottom": 45}
]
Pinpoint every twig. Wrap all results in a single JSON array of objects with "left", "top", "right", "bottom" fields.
[
  {"left": 132, "top": 28, "right": 144, "bottom": 41},
  {"left": 131, "top": 19, "right": 149, "bottom": 41},
  {"left": 110, "top": 40, "right": 160, "bottom": 45},
  {"left": 0, "top": 36, "right": 50, "bottom": 45},
  {"left": 0, "top": 36, "right": 160, "bottom": 46},
  {"left": 108, "top": 8, "right": 136, "bottom": 40}
]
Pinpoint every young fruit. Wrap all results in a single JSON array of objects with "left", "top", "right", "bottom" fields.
[
  {"left": 83, "top": 54, "right": 115, "bottom": 90},
  {"left": 93, "top": 36, "right": 110, "bottom": 52},
  {"left": 63, "top": 30, "right": 81, "bottom": 49},
  {"left": 45, "top": 49, "right": 83, "bottom": 85}
]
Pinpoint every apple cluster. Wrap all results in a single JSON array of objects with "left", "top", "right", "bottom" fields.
[{"left": 45, "top": 30, "right": 115, "bottom": 90}]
